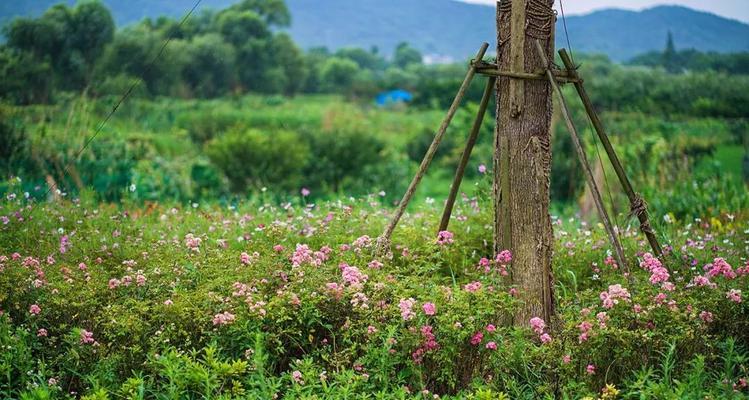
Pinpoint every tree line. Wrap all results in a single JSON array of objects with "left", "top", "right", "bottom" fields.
[{"left": 0, "top": 0, "right": 427, "bottom": 104}]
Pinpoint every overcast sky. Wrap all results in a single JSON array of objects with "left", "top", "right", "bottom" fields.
[{"left": 459, "top": 0, "right": 749, "bottom": 23}]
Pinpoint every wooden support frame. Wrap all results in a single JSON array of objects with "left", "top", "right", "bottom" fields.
[
  {"left": 377, "top": 43, "right": 489, "bottom": 250},
  {"left": 439, "top": 77, "right": 496, "bottom": 232},
  {"left": 557, "top": 49, "right": 663, "bottom": 258},
  {"left": 378, "top": 41, "right": 660, "bottom": 269},
  {"left": 534, "top": 39, "right": 629, "bottom": 272}
]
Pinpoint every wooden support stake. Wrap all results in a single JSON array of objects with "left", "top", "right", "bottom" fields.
[
  {"left": 439, "top": 77, "right": 496, "bottom": 232},
  {"left": 558, "top": 49, "right": 663, "bottom": 258},
  {"left": 534, "top": 40, "right": 629, "bottom": 272},
  {"left": 377, "top": 43, "right": 490, "bottom": 249},
  {"left": 474, "top": 65, "right": 582, "bottom": 84}
]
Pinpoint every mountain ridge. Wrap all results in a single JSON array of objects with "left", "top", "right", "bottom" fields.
[{"left": 2, "top": 1, "right": 748, "bottom": 62}]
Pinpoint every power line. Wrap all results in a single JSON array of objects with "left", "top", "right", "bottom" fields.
[
  {"left": 22, "top": 0, "right": 203, "bottom": 220},
  {"left": 559, "top": 0, "right": 575, "bottom": 64}
]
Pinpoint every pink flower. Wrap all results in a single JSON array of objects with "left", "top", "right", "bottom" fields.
[
  {"left": 563, "top": 355, "right": 571, "bottom": 364},
  {"left": 292, "top": 370, "right": 304, "bottom": 384},
  {"left": 495, "top": 250, "right": 512, "bottom": 264},
  {"left": 59, "top": 235, "right": 70, "bottom": 254},
  {"left": 164, "top": 299, "right": 174, "bottom": 306},
  {"left": 108, "top": 278, "right": 121, "bottom": 289},
  {"left": 367, "top": 260, "right": 383, "bottom": 270},
  {"left": 184, "top": 234, "right": 202, "bottom": 252},
  {"left": 300, "top": 188, "right": 311, "bottom": 197},
  {"left": 37, "top": 328, "right": 48, "bottom": 337},
  {"left": 529, "top": 317, "right": 546, "bottom": 335},
  {"left": 699, "top": 310, "right": 714, "bottom": 323},
  {"left": 352, "top": 235, "right": 371, "bottom": 249},
  {"left": 463, "top": 281, "right": 482, "bottom": 293},
  {"left": 80, "top": 329, "right": 95, "bottom": 344},
  {"left": 399, "top": 298, "right": 416, "bottom": 321},
  {"left": 705, "top": 258, "right": 736, "bottom": 279},
  {"left": 470, "top": 331, "right": 484, "bottom": 346},
  {"left": 477, "top": 257, "right": 491, "bottom": 273},
  {"left": 78, "top": 262, "right": 87, "bottom": 271},
  {"left": 422, "top": 302, "right": 436, "bottom": 316},
  {"left": 325, "top": 282, "right": 344, "bottom": 300},
  {"left": 540, "top": 333, "right": 552, "bottom": 344},
  {"left": 578, "top": 321, "right": 593, "bottom": 343},
  {"left": 212, "top": 311, "right": 236, "bottom": 326},
  {"left": 640, "top": 253, "right": 670, "bottom": 285},
  {"left": 478, "top": 164, "right": 487, "bottom": 174},
  {"left": 367, "top": 325, "right": 377, "bottom": 335},
  {"left": 727, "top": 289, "right": 742, "bottom": 303},
  {"left": 136, "top": 274, "right": 146, "bottom": 286},
  {"left": 436, "top": 231, "right": 454, "bottom": 245},
  {"left": 341, "top": 264, "right": 368, "bottom": 288},
  {"left": 485, "top": 341, "right": 497, "bottom": 350},
  {"left": 599, "top": 284, "right": 631, "bottom": 309},
  {"left": 586, "top": 364, "right": 596, "bottom": 375},
  {"left": 485, "top": 324, "right": 496, "bottom": 333},
  {"left": 273, "top": 244, "right": 284, "bottom": 253},
  {"left": 240, "top": 252, "right": 252, "bottom": 265},
  {"left": 29, "top": 304, "right": 41, "bottom": 315},
  {"left": 690, "top": 275, "right": 715, "bottom": 288}
]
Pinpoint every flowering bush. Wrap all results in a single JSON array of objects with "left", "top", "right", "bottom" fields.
[{"left": 0, "top": 190, "right": 747, "bottom": 399}]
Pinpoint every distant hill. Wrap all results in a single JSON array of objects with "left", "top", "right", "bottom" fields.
[{"left": 2, "top": 1, "right": 749, "bottom": 62}]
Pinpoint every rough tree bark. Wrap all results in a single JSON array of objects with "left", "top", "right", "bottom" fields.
[{"left": 493, "top": 0, "right": 556, "bottom": 325}]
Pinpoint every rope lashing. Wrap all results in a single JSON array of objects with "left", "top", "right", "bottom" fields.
[{"left": 629, "top": 194, "right": 655, "bottom": 235}]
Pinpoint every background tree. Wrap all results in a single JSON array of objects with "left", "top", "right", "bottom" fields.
[
  {"left": 320, "top": 57, "right": 359, "bottom": 93},
  {"left": 663, "top": 31, "right": 680, "bottom": 74},
  {"left": 393, "top": 42, "right": 422, "bottom": 68}
]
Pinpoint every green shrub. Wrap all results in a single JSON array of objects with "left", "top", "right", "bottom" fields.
[
  {"left": 206, "top": 129, "right": 310, "bottom": 193},
  {"left": 176, "top": 109, "right": 248, "bottom": 144}
]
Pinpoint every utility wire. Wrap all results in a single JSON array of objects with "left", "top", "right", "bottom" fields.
[
  {"left": 559, "top": 0, "right": 575, "bottom": 64},
  {"left": 22, "top": 0, "right": 204, "bottom": 221}
]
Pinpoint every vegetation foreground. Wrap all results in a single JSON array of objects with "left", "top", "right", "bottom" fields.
[{"left": 1, "top": 180, "right": 748, "bottom": 399}]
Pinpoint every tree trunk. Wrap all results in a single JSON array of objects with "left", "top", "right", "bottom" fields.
[{"left": 493, "top": 0, "right": 555, "bottom": 325}]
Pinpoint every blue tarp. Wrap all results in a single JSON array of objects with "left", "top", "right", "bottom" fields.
[{"left": 376, "top": 89, "right": 413, "bottom": 106}]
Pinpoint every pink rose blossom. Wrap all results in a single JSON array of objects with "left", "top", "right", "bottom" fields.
[
  {"left": 29, "top": 304, "right": 41, "bottom": 315},
  {"left": 422, "top": 302, "right": 436, "bottom": 316},
  {"left": 485, "top": 341, "right": 497, "bottom": 350}
]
